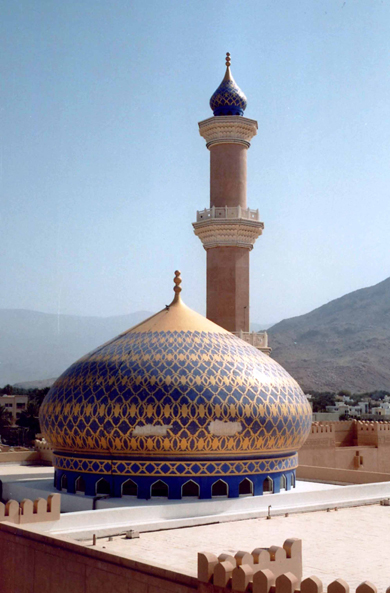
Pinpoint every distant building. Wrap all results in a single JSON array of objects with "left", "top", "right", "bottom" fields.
[
  {"left": 0, "top": 395, "right": 28, "bottom": 425},
  {"left": 325, "top": 402, "right": 369, "bottom": 418}
]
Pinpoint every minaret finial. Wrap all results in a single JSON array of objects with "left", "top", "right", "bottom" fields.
[{"left": 225, "top": 52, "right": 231, "bottom": 67}]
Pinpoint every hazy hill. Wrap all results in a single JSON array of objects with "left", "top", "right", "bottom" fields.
[
  {"left": 0, "top": 309, "right": 152, "bottom": 386},
  {"left": 2, "top": 277, "right": 390, "bottom": 392},
  {"left": 0, "top": 308, "right": 274, "bottom": 386},
  {"left": 268, "top": 277, "right": 390, "bottom": 393}
]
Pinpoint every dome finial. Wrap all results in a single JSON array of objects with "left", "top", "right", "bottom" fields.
[
  {"left": 225, "top": 52, "right": 231, "bottom": 67},
  {"left": 172, "top": 270, "right": 182, "bottom": 304}
]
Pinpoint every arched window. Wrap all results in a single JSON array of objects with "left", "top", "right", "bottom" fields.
[
  {"left": 61, "top": 474, "right": 68, "bottom": 492},
  {"left": 239, "top": 478, "right": 253, "bottom": 496},
  {"left": 291, "top": 473, "right": 296, "bottom": 488},
  {"left": 75, "top": 476, "right": 86, "bottom": 494},
  {"left": 280, "top": 474, "right": 287, "bottom": 490},
  {"left": 151, "top": 480, "right": 168, "bottom": 498},
  {"left": 263, "top": 476, "right": 273, "bottom": 493},
  {"left": 96, "top": 478, "right": 110, "bottom": 495},
  {"left": 211, "top": 480, "right": 228, "bottom": 497},
  {"left": 182, "top": 480, "right": 200, "bottom": 498},
  {"left": 122, "top": 479, "right": 137, "bottom": 497}
]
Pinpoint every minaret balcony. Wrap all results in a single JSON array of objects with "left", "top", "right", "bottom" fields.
[
  {"left": 196, "top": 205, "right": 260, "bottom": 222},
  {"left": 193, "top": 207, "right": 264, "bottom": 250},
  {"left": 232, "top": 330, "right": 272, "bottom": 355}
]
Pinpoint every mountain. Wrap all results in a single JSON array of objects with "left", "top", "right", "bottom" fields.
[
  {"left": 251, "top": 322, "right": 275, "bottom": 332},
  {"left": 268, "top": 277, "right": 390, "bottom": 393},
  {"left": 0, "top": 309, "right": 152, "bottom": 386}
]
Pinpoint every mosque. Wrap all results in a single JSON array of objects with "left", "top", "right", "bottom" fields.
[{"left": 39, "top": 54, "right": 312, "bottom": 500}]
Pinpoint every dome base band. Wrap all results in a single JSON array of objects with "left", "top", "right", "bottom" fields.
[{"left": 53, "top": 452, "right": 297, "bottom": 499}]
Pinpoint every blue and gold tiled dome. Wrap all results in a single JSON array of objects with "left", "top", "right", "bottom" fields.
[
  {"left": 210, "top": 52, "right": 247, "bottom": 116},
  {"left": 40, "top": 272, "right": 311, "bottom": 499}
]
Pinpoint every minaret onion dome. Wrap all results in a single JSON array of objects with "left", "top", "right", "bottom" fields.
[{"left": 209, "top": 53, "right": 247, "bottom": 116}]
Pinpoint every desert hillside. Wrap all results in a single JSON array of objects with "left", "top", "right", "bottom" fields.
[{"left": 268, "top": 277, "right": 390, "bottom": 392}]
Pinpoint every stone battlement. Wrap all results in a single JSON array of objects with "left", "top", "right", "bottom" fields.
[
  {"left": 357, "top": 421, "right": 390, "bottom": 432},
  {"left": 310, "top": 423, "right": 334, "bottom": 433},
  {"left": 198, "top": 540, "right": 381, "bottom": 593},
  {"left": 199, "top": 572, "right": 378, "bottom": 593},
  {"left": 300, "top": 420, "right": 390, "bottom": 478},
  {"left": 0, "top": 493, "right": 60, "bottom": 525},
  {"left": 198, "top": 538, "right": 302, "bottom": 591},
  {"left": 305, "top": 420, "right": 390, "bottom": 446}
]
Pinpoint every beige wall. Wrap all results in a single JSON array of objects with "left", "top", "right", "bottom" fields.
[
  {"left": 299, "top": 421, "right": 390, "bottom": 476},
  {"left": 0, "top": 522, "right": 197, "bottom": 593},
  {"left": 0, "top": 450, "right": 42, "bottom": 464},
  {"left": 297, "top": 465, "right": 390, "bottom": 484}
]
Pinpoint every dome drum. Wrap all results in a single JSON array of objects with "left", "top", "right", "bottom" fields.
[{"left": 53, "top": 464, "right": 297, "bottom": 499}]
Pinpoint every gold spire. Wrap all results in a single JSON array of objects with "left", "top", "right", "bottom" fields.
[
  {"left": 123, "top": 268, "right": 229, "bottom": 333},
  {"left": 172, "top": 270, "right": 182, "bottom": 304},
  {"left": 223, "top": 52, "right": 233, "bottom": 82}
]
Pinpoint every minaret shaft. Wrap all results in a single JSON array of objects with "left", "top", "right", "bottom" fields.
[
  {"left": 207, "top": 247, "right": 249, "bottom": 332},
  {"left": 210, "top": 144, "right": 247, "bottom": 208}
]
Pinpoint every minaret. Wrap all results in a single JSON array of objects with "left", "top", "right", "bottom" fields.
[{"left": 193, "top": 53, "right": 264, "bottom": 335}]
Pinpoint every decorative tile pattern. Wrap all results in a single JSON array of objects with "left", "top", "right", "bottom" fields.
[
  {"left": 53, "top": 453, "right": 298, "bottom": 476},
  {"left": 210, "top": 79, "right": 247, "bottom": 116},
  {"left": 40, "top": 330, "right": 312, "bottom": 461}
]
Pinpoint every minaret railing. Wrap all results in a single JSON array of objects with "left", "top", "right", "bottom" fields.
[{"left": 196, "top": 206, "right": 260, "bottom": 222}]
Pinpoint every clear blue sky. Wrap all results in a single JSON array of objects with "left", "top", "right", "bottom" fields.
[{"left": 1, "top": 0, "right": 390, "bottom": 325}]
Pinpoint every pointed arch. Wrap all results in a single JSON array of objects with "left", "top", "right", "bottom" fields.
[
  {"left": 211, "top": 479, "right": 228, "bottom": 497},
  {"left": 263, "top": 476, "right": 273, "bottom": 493},
  {"left": 75, "top": 476, "right": 86, "bottom": 494},
  {"left": 96, "top": 478, "right": 110, "bottom": 495},
  {"left": 151, "top": 480, "right": 168, "bottom": 498},
  {"left": 239, "top": 478, "right": 253, "bottom": 496},
  {"left": 280, "top": 474, "right": 287, "bottom": 490},
  {"left": 60, "top": 473, "right": 68, "bottom": 492},
  {"left": 181, "top": 480, "right": 200, "bottom": 498},
  {"left": 122, "top": 479, "right": 138, "bottom": 497}
]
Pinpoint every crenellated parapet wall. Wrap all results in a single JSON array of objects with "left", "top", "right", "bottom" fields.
[
  {"left": 357, "top": 421, "right": 390, "bottom": 447},
  {"left": 198, "top": 540, "right": 382, "bottom": 593},
  {"left": 198, "top": 571, "right": 379, "bottom": 593},
  {"left": 198, "top": 538, "right": 302, "bottom": 591},
  {"left": 310, "top": 423, "right": 334, "bottom": 434},
  {"left": 300, "top": 422, "right": 337, "bottom": 452},
  {"left": 300, "top": 420, "right": 390, "bottom": 477},
  {"left": 303, "top": 420, "right": 390, "bottom": 448},
  {"left": 0, "top": 493, "right": 60, "bottom": 524}
]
